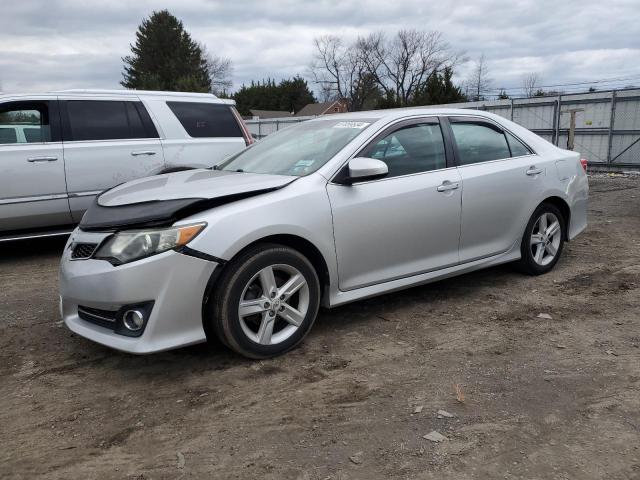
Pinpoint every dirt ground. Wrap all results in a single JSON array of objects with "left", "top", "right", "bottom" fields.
[{"left": 1, "top": 175, "right": 639, "bottom": 480}]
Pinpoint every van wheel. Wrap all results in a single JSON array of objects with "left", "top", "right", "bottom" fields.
[
  {"left": 518, "top": 203, "right": 565, "bottom": 275},
  {"left": 206, "top": 244, "right": 320, "bottom": 359}
]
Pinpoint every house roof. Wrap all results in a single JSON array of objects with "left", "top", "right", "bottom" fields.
[
  {"left": 249, "top": 109, "right": 293, "bottom": 119},
  {"left": 295, "top": 101, "right": 342, "bottom": 117}
]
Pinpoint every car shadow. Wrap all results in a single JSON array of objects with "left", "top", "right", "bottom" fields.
[{"left": 0, "top": 236, "right": 69, "bottom": 264}]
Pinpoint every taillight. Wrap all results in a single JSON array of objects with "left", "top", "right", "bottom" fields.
[
  {"left": 230, "top": 106, "right": 254, "bottom": 146},
  {"left": 580, "top": 158, "right": 588, "bottom": 171}
]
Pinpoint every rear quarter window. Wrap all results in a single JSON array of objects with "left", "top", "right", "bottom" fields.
[{"left": 167, "top": 102, "right": 242, "bottom": 138}]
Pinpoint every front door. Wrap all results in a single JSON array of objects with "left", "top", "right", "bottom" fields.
[
  {"left": 60, "top": 98, "right": 165, "bottom": 221},
  {"left": 327, "top": 119, "right": 462, "bottom": 291},
  {"left": 0, "top": 99, "right": 72, "bottom": 232}
]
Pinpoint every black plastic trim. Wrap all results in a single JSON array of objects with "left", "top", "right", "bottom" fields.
[
  {"left": 78, "top": 301, "right": 154, "bottom": 337},
  {"left": 177, "top": 246, "right": 226, "bottom": 264}
]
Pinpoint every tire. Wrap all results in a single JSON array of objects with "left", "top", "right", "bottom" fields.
[
  {"left": 206, "top": 244, "right": 321, "bottom": 359},
  {"left": 517, "top": 203, "right": 565, "bottom": 275}
]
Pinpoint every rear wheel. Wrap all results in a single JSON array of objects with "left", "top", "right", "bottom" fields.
[
  {"left": 518, "top": 203, "right": 565, "bottom": 275},
  {"left": 206, "top": 244, "right": 320, "bottom": 359}
]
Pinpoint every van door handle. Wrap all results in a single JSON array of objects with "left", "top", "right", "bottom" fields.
[
  {"left": 131, "top": 151, "right": 157, "bottom": 156},
  {"left": 526, "top": 166, "right": 543, "bottom": 176},
  {"left": 27, "top": 156, "right": 58, "bottom": 162},
  {"left": 437, "top": 181, "right": 460, "bottom": 192}
]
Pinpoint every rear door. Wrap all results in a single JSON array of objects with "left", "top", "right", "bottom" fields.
[
  {"left": 0, "top": 99, "right": 72, "bottom": 232},
  {"left": 444, "top": 116, "right": 544, "bottom": 262},
  {"left": 60, "top": 98, "right": 165, "bottom": 222}
]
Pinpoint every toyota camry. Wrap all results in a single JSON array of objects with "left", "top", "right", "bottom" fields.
[{"left": 59, "top": 108, "right": 589, "bottom": 358}]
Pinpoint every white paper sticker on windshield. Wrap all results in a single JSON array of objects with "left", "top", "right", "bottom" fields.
[{"left": 333, "top": 121, "right": 370, "bottom": 129}]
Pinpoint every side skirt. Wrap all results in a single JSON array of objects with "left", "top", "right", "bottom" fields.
[{"left": 328, "top": 244, "right": 521, "bottom": 308}]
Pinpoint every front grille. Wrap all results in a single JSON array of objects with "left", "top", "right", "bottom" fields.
[
  {"left": 77, "top": 305, "right": 117, "bottom": 329},
  {"left": 71, "top": 243, "right": 98, "bottom": 259}
]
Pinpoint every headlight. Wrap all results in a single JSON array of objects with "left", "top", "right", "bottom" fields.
[{"left": 94, "top": 223, "right": 206, "bottom": 265}]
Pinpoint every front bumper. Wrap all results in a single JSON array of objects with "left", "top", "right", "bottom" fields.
[{"left": 59, "top": 232, "right": 218, "bottom": 354}]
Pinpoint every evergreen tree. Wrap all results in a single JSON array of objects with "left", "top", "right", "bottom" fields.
[
  {"left": 233, "top": 77, "right": 316, "bottom": 116},
  {"left": 411, "top": 67, "right": 467, "bottom": 106},
  {"left": 121, "top": 10, "right": 211, "bottom": 92},
  {"left": 277, "top": 76, "right": 316, "bottom": 113}
]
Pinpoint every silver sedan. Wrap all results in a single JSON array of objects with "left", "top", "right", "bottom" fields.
[{"left": 59, "top": 108, "right": 589, "bottom": 358}]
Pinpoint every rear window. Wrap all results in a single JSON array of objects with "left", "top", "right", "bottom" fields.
[
  {"left": 167, "top": 102, "right": 242, "bottom": 138},
  {"left": 450, "top": 122, "right": 511, "bottom": 165},
  {"left": 65, "top": 100, "right": 158, "bottom": 141}
]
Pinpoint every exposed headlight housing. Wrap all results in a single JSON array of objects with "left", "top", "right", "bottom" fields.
[{"left": 94, "top": 223, "right": 206, "bottom": 265}]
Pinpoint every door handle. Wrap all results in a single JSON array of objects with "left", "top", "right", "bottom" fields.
[
  {"left": 130, "top": 151, "right": 157, "bottom": 156},
  {"left": 526, "top": 166, "right": 543, "bottom": 176},
  {"left": 27, "top": 156, "right": 58, "bottom": 162},
  {"left": 437, "top": 181, "right": 460, "bottom": 192}
]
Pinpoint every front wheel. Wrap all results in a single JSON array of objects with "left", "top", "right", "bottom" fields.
[
  {"left": 206, "top": 244, "right": 320, "bottom": 359},
  {"left": 518, "top": 203, "right": 565, "bottom": 275}
]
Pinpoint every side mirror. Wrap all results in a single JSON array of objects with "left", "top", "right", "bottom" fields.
[{"left": 339, "top": 157, "right": 388, "bottom": 184}]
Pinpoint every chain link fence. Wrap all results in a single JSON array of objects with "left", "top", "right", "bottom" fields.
[{"left": 244, "top": 88, "right": 640, "bottom": 168}]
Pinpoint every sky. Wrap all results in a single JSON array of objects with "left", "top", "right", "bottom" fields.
[{"left": 1, "top": 0, "right": 639, "bottom": 97}]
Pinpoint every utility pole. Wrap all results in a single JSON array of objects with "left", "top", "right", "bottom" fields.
[{"left": 561, "top": 108, "right": 584, "bottom": 150}]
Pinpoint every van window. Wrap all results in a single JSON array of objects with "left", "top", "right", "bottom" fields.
[
  {"left": 0, "top": 102, "right": 52, "bottom": 144},
  {"left": 65, "top": 100, "right": 158, "bottom": 141},
  {"left": 167, "top": 102, "right": 242, "bottom": 138}
]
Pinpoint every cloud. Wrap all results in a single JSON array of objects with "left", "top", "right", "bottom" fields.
[{"left": 0, "top": 0, "right": 638, "bottom": 95}]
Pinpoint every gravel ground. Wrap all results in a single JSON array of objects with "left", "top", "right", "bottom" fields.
[{"left": 1, "top": 176, "right": 639, "bottom": 480}]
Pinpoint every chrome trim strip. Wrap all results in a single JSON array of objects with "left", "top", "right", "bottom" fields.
[
  {"left": 77, "top": 306, "right": 116, "bottom": 323},
  {"left": 0, "top": 193, "right": 67, "bottom": 205},
  {"left": 67, "top": 190, "right": 103, "bottom": 198},
  {"left": 0, "top": 230, "right": 74, "bottom": 242}
]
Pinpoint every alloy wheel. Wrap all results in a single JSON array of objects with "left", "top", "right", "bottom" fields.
[
  {"left": 529, "top": 212, "right": 562, "bottom": 266},
  {"left": 237, "top": 264, "right": 310, "bottom": 345}
]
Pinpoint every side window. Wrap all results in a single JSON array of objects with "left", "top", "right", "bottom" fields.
[
  {"left": 0, "top": 102, "right": 52, "bottom": 144},
  {"left": 65, "top": 100, "right": 157, "bottom": 141},
  {"left": 450, "top": 122, "right": 511, "bottom": 165},
  {"left": 167, "top": 102, "right": 242, "bottom": 138},
  {"left": 506, "top": 131, "right": 532, "bottom": 157},
  {"left": 362, "top": 123, "right": 446, "bottom": 178}
]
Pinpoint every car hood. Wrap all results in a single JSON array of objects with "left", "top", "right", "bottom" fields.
[
  {"left": 98, "top": 169, "right": 296, "bottom": 206},
  {"left": 79, "top": 169, "right": 297, "bottom": 232}
]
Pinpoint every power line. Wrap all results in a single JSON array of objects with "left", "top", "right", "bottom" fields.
[{"left": 486, "top": 74, "right": 640, "bottom": 93}]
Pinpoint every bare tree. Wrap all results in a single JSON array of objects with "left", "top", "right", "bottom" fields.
[
  {"left": 309, "top": 35, "right": 379, "bottom": 110},
  {"left": 522, "top": 73, "right": 541, "bottom": 98},
  {"left": 200, "top": 44, "right": 233, "bottom": 96},
  {"left": 465, "top": 54, "right": 492, "bottom": 101},
  {"left": 361, "top": 30, "right": 459, "bottom": 106}
]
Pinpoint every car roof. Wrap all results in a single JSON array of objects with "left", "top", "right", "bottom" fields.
[
  {"left": 315, "top": 107, "right": 503, "bottom": 122},
  {"left": 0, "top": 89, "right": 235, "bottom": 105}
]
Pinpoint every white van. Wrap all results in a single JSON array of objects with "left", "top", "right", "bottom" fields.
[{"left": 0, "top": 89, "right": 252, "bottom": 240}]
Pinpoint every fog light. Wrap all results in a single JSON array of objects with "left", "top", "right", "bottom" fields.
[{"left": 122, "top": 309, "right": 145, "bottom": 331}]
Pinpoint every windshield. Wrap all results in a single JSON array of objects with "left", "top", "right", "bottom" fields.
[{"left": 218, "top": 119, "right": 375, "bottom": 176}]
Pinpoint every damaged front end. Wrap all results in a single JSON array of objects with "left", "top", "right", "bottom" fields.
[{"left": 79, "top": 169, "right": 297, "bottom": 231}]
